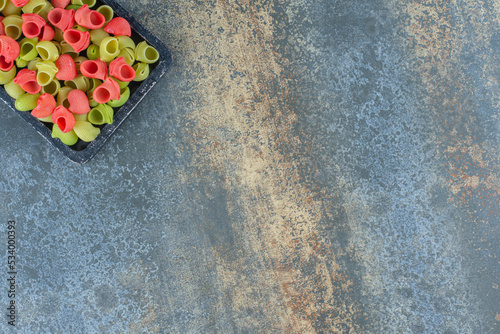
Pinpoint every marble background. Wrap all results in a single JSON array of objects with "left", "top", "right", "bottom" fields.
[{"left": 0, "top": 0, "right": 498, "bottom": 333}]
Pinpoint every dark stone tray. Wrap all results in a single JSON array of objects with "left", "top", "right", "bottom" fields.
[{"left": 0, "top": 0, "right": 173, "bottom": 164}]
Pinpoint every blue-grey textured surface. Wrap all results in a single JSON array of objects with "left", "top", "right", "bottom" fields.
[{"left": 0, "top": 0, "right": 498, "bottom": 333}]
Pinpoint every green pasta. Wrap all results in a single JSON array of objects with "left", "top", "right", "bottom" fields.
[
  {"left": 64, "top": 75, "right": 89, "bottom": 91},
  {"left": 27, "top": 57, "right": 42, "bottom": 71},
  {"left": 41, "top": 79, "right": 61, "bottom": 97},
  {"left": 37, "top": 115, "right": 53, "bottom": 122},
  {"left": 0, "top": 67, "right": 16, "bottom": 85},
  {"left": 35, "top": 61, "right": 58, "bottom": 86},
  {"left": 60, "top": 41, "right": 78, "bottom": 58},
  {"left": 19, "top": 38, "right": 39, "bottom": 61},
  {"left": 88, "top": 103, "right": 113, "bottom": 125},
  {"left": 51, "top": 124, "right": 79, "bottom": 146},
  {"left": 87, "top": 78, "right": 102, "bottom": 94},
  {"left": 116, "top": 36, "right": 135, "bottom": 50},
  {"left": 114, "top": 78, "right": 129, "bottom": 89},
  {"left": 53, "top": 28, "right": 65, "bottom": 42},
  {"left": 15, "top": 57, "right": 29, "bottom": 68},
  {"left": 132, "top": 62, "right": 149, "bottom": 81},
  {"left": 57, "top": 86, "right": 73, "bottom": 109},
  {"left": 36, "top": 41, "right": 60, "bottom": 62},
  {"left": 72, "top": 0, "right": 96, "bottom": 7},
  {"left": 73, "top": 24, "right": 89, "bottom": 32},
  {"left": 96, "top": 5, "right": 113, "bottom": 24},
  {"left": 73, "top": 113, "right": 88, "bottom": 121},
  {"left": 86, "top": 44, "right": 99, "bottom": 60},
  {"left": 89, "top": 28, "right": 109, "bottom": 45},
  {"left": 0, "top": 0, "right": 6, "bottom": 11},
  {"left": 107, "top": 86, "right": 129, "bottom": 108},
  {"left": 22, "top": 0, "right": 53, "bottom": 20},
  {"left": 65, "top": 4, "right": 81, "bottom": 10},
  {"left": 15, "top": 93, "right": 41, "bottom": 111},
  {"left": 4, "top": 80, "right": 24, "bottom": 99},
  {"left": 2, "top": 15, "right": 23, "bottom": 40},
  {"left": 2, "top": 2, "right": 22, "bottom": 16},
  {"left": 73, "top": 121, "right": 100, "bottom": 142},
  {"left": 135, "top": 41, "right": 159, "bottom": 64},
  {"left": 99, "top": 36, "right": 120, "bottom": 62},
  {"left": 118, "top": 47, "right": 135, "bottom": 66}
]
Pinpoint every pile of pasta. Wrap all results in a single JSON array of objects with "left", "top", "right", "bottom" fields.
[{"left": 0, "top": 0, "right": 159, "bottom": 146}]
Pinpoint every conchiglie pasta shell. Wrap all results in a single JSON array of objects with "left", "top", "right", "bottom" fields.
[
  {"left": 86, "top": 44, "right": 99, "bottom": 60},
  {"left": 15, "top": 57, "right": 29, "bottom": 68},
  {"left": 104, "top": 17, "right": 130, "bottom": 37}
]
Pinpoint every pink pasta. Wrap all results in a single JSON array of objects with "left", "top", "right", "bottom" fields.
[
  {"left": 52, "top": 105, "right": 75, "bottom": 133},
  {"left": 22, "top": 14, "right": 47, "bottom": 39},
  {"left": 93, "top": 77, "right": 120, "bottom": 104},
  {"left": 108, "top": 57, "right": 135, "bottom": 82},
  {"left": 55, "top": 54, "right": 78, "bottom": 81},
  {"left": 39, "top": 24, "right": 55, "bottom": 41},
  {"left": 67, "top": 89, "right": 90, "bottom": 114},
  {"left": 48, "top": 8, "right": 75, "bottom": 32},
  {"left": 11, "top": 0, "right": 29, "bottom": 7},
  {"left": 75, "top": 5, "right": 105, "bottom": 30},
  {"left": 104, "top": 18, "right": 131, "bottom": 37},
  {"left": 31, "top": 93, "right": 56, "bottom": 118},
  {"left": 80, "top": 58, "right": 107, "bottom": 80},
  {"left": 63, "top": 29, "right": 90, "bottom": 53},
  {"left": 14, "top": 69, "right": 41, "bottom": 94},
  {"left": 51, "top": 0, "right": 70, "bottom": 8}
]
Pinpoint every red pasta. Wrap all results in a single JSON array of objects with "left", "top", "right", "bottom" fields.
[
  {"left": 108, "top": 57, "right": 135, "bottom": 82},
  {"left": 48, "top": 8, "right": 75, "bottom": 31},
  {"left": 55, "top": 54, "right": 78, "bottom": 81},
  {"left": 0, "top": 35, "right": 20, "bottom": 71},
  {"left": 39, "top": 24, "right": 55, "bottom": 41},
  {"left": 93, "top": 77, "right": 120, "bottom": 104},
  {"left": 67, "top": 89, "right": 90, "bottom": 114},
  {"left": 63, "top": 29, "right": 90, "bottom": 53},
  {"left": 22, "top": 13, "right": 47, "bottom": 39},
  {"left": 52, "top": 105, "right": 75, "bottom": 133},
  {"left": 11, "top": 0, "right": 29, "bottom": 7},
  {"left": 80, "top": 58, "right": 107, "bottom": 80},
  {"left": 51, "top": 0, "right": 70, "bottom": 8},
  {"left": 75, "top": 5, "right": 105, "bottom": 30},
  {"left": 14, "top": 69, "right": 41, "bottom": 94},
  {"left": 0, "top": 17, "right": 5, "bottom": 36},
  {"left": 104, "top": 18, "right": 131, "bottom": 37},
  {"left": 31, "top": 93, "right": 56, "bottom": 118}
]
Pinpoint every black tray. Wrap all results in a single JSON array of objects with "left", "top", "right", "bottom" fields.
[{"left": 0, "top": 0, "right": 173, "bottom": 164}]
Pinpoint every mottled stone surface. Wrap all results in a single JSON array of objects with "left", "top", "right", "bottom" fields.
[{"left": 0, "top": 0, "right": 498, "bottom": 333}]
